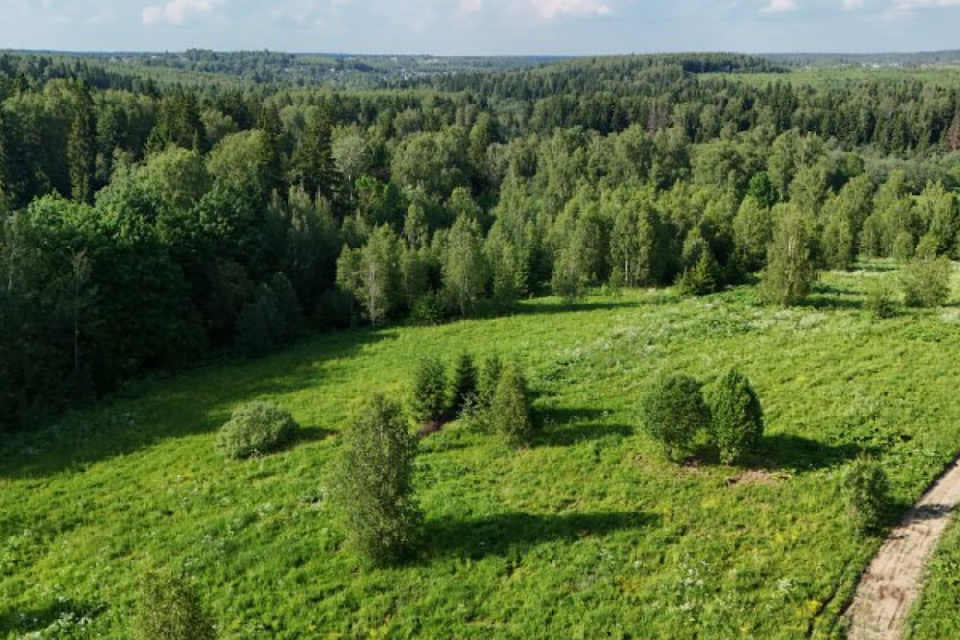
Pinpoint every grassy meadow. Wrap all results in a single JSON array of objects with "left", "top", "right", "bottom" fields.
[{"left": 4, "top": 262, "right": 960, "bottom": 639}]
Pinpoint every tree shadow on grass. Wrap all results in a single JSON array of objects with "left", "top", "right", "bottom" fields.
[
  {"left": 509, "top": 295, "right": 666, "bottom": 318},
  {"left": 532, "top": 406, "right": 633, "bottom": 447},
  {"left": 798, "top": 283, "right": 865, "bottom": 311},
  {"left": 0, "top": 328, "right": 390, "bottom": 479},
  {"left": 750, "top": 433, "right": 867, "bottom": 473},
  {"left": 421, "top": 510, "right": 659, "bottom": 561}
]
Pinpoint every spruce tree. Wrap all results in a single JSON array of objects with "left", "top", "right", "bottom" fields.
[
  {"left": 708, "top": 369, "right": 764, "bottom": 464},
  {"left": 491, "top": 365, "right": 534, "bottom": 447},
  {"left": 409, "top": 356, "right": 448, "bottom": 425},
  {"left": 450, "top": 352, "right": 478, "bottom": 417}
]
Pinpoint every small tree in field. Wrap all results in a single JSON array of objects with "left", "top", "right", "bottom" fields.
[
  {"left": 708, "top": 369, "right": 764, "bottom": 464},
  {"left": 131, "top": 569, "right": 216, "bottom": 640},
  {"left": 762, "top": 205, "right": 817, "bottom": 306},
  {"left": 449, "top": 353, "right": 478, "bottom": 417},
  {"left": 842, "top": 458, "right": 890, "bottom": 535},
  {"left": 641, "top": 374, "right": 710, "bottom": 462},
  {"left": 491, "top": 365, "right": 534, "bottom": 447},
  {"left": 409, "top": 356, "right": 448, "bottom": 425},
  {"left": 901, "top": 255, "right": 951, "bottom": 308},
  {"left": 477, "top": 354, "right": 503, "bottom": 409},
  {"left": 331, "top": 395, "right": 421, "bottom": 566}
]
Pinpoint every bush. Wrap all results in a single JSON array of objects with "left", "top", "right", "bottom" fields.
[
  {"left": 449, "top": 353, "right": 478, "bottom": 417},
  {"left": 641, "top": 374, "right": 711, "bottom": 462},
  {"left": 865, "top": 283, "right": 899, "bottom": 319},
  {"left": 408, "top": 291, "right": 448, "bottom": 326},
  {"left": 130, "top": 569, "right": 216, "bottom": 640},
  {"left": 842, "top": 458, "right": 891, "bottom": 535},
  {"left": 902, "top": 256, "right": 951, "bottom": 308},
  {"left": 708, "top": 369, "right": 764, "bottom": 464},
  {"left": 409, "top": 356, "right": 448, "bottom": 425},
  {"left": 331, "top": 394, "right": 421, "bottom": 566},
  {"left": 216, "top": 401, "right": 298, "bottom": 459},
  {"left": 490, "top": 365, "right": 534, "bottom": 447}
]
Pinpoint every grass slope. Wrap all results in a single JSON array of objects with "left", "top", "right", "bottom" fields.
[{"left": 3, "top": 263, "right": 960, "bottom": 639}]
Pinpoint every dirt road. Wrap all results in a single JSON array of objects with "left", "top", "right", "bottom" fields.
[{"left": 843, "top": 456, "right": 960, "bottom": 640}]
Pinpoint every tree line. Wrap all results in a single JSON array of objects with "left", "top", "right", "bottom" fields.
[{"left": 2, "top": 52, "right": 960, "bottom": 432}]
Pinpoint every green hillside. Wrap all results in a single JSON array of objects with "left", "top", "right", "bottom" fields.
[{"left": 4, "top": 265, "right": 960, "bottom": 639}]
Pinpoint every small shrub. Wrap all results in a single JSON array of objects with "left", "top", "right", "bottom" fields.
[
  {"left": 409, "top": 356, "right": 448, "bottom": 425},
  {"left": 708, "top": 369, "right": 764, "bottom": 464},
  {"left": 641, "top": 374, "right": 711, "bottom": 462},
  {"left": 490, "top": 365, "right": 534, "bottom": 447},
  {"left": 408, "top": 291, "right": 448, "bottom": 326},
  {"left": 130, "top": 569, "right": 216, "bottom": 640},
  {"left": 216, "top": 401, "right": 298, "bottom": 460},
  {"left": 449, "top": 353, "right": 478, "bottom": 417},
  {"left": 331, "top": 394, "right": 421, "bottom": 566},
  {"left": 902, "top": 256, "right": 951, "bottom": 308},
  {"left": 865, "top": 283, "right": 899, "bottom": 319},
  {"left": 842, "top": 458, "right": 891, "bottom": 535}
]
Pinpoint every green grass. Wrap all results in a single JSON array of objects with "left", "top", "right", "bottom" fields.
[
  {"left": 908, "top": 515, "right": 960, "bottom": 639},
  {"left": 4, "top": 263, "right": 960, "bottom": 639}
]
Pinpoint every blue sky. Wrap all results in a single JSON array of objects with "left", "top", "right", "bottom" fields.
[{"left": 2, "top": 0, "right": 959, "bottom": 55}]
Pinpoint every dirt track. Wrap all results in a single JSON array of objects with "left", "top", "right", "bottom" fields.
[{"left": 843, "top": 456, "right": 960, "bottom": 640}]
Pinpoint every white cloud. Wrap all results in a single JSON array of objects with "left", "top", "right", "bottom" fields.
[
  {"left": 528, "top": 0, "right": 611, "bottom": 20},
  {"left": 460, "top": 0, "right": 484, "bottom": 12},
  {"left": 142, "top": 0, "right": 226, "bottom": 25},
  {"left": 761, "top": 0, "right": 798, "bottom": 12},
  {"left": 843, "top": 0, "right": 864, "bottom": 9}
]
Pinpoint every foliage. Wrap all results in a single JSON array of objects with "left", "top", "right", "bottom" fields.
[
  {"left": 216, "top": 400, "right": 298, "bottom": 459},
  {"left": 490, "top": 364, "right": 534, "bottom": 447},
  {"left": 330, "top": 394, "right": 421, "bottom": 566},
  {"left": 477, "top": 353, "right": 504, "bottom": 408},
  {"left": 449, "top": 353, "right": 478, "bottom": 417},
  {"left": 409, "top": 356, "right": 448, "bottom": 425},
  {"left": 7, "top": 276, "right": 960, "bottom": 636},
  {"left": 762, "top": 205, "right": 818, "bottom": 306},
  {"left": 130, "top": 569, "right": 216, "bottom": 640},
  {"left": 707, "top": 369, "right": 764, "bottom": 464},
  {"left": 902, "top": 256, "right": 952, "bottom": 308},
  {"left": 841, "top": 458, "right": 891, "bottom": 535},
  {"left": 865, "top": 283, "right": 900, "bottom": 319},
  {"left": 641, "top": 374, "right": 711, "bottom": 461}
]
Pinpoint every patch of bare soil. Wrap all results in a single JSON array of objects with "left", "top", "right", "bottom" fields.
[{"left": 843, "top": 456, "right": 960, "bottom": 640}]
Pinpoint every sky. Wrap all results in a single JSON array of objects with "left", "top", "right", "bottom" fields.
[{"left": 1, "top": 0, "right": 960, "bottom": 56}]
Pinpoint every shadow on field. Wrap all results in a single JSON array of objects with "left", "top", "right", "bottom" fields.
[
  {"left": 799, "top": 283, "right": 864, "bottom": 311},
  {"left": 422, "top": 510, "right": 658, "bottom": 560},
  {"left": 512, "top": 297, "right": 657, "bottom": 318},
  {"left": 533, "top": 406, "right": 633, "bottom": 447},
  {"left": 754, "top": 433, "right": 864, "bottom": 472},
  {"left": 0, "top": 328, "right": 388, "bottom": 479}
]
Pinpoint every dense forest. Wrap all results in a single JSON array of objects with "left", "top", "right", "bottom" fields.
[{"left": 2, "top": 50, "right": 960, "bottom": 432}]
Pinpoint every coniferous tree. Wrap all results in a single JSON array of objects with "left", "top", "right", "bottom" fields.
[
  {"left": 67, "top": 85, "right": 97, "bottom": 204},
  {"left": 491, "top": 364, "right": 534, "bottom": 448},
  {"left": 708, "top": 369, "right": 764, "bottom": 464},
  {"left": 450, "top": 352, "right": 478, "bottom": 417}
]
